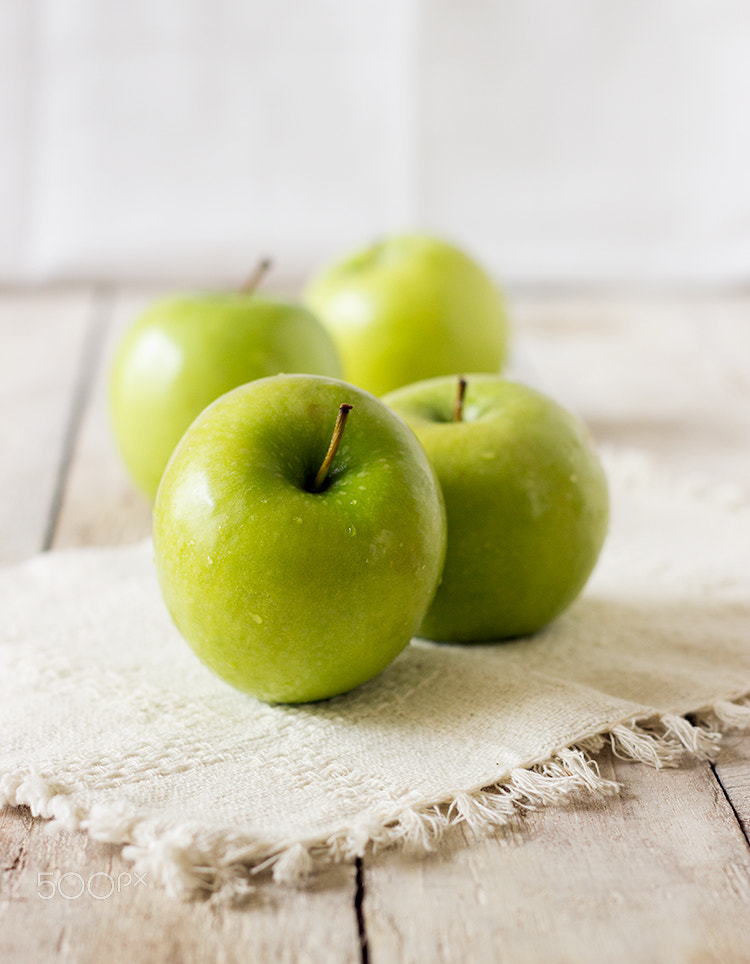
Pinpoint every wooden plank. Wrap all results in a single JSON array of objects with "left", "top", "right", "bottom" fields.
[
  {"left": 53, "top": 288, "right": 157, "bottom": 548},
  {"left": 0, "top": 288, "right": 95, "bottom": 565},
  {"left": 0, "top": 286, "right": 362, "bottom": 963},
  {"left": 509, "top": 292, "right": 750, "bottom": 483},
  {"left": 0, "top": 808, "right": 360, "bottom": 964},
  {"left": 362, "top": 745, "right": 750, "bottom": 964},
  {"left": 512, "top": 292, "right": 750, "bottom": 852},
  {"left": 715, "top": 734, "right": 750, "bottom": 843},
  {"left": 362, "top": 295, "right": 750, "bottom": 963}
]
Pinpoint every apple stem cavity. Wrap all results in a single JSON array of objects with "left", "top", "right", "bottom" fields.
[
  {"left": 310, "top": 403, "right": 353, "bottom": 493},
  {"left": 240, "top": 258, "right": 273, "bottom": 295},
  {"left": 454, "top": 376, "right": 468, "bottom": 422}
]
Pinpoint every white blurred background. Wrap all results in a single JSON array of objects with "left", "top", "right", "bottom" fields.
[{"left": 2, "top": 0, "right": 750, "bottom": 287}]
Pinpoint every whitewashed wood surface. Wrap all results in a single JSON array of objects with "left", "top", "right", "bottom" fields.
[{"left": 1, "top": 287, "right": 749, "bottom": 963}]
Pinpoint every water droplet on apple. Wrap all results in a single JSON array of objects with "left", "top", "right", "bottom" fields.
[
  {"left": 250, "top": 613, "right": 263, "bottom": 624},
  {"left": 348, "top": 526, "right": 357, "bottom": 536},
  {"left": 350, "top": 499, "right": 358, "bottom": 505}
]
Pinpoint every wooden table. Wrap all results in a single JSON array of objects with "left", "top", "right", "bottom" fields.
[{"left": 1, "top": 286, "right": 749, "bottom": 962}]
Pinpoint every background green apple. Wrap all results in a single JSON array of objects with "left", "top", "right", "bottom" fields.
[
  {"left": 384, "top": 374, "right": 609, "bottom": 642},
  {"left": 303, "top": 233, "right": 509, "bottom": 396},
  {"left": 153, "top": 374, "right": 446, "bottom": 703},
  {"left": 110, "top": 285, "right": 341, "bottom": 501}
]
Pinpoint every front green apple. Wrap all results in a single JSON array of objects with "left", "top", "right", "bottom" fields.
[
  {"left": 153, "top": 374, "right": 446, "bottom": 703},
  {"left": 304, "top": 234, "right": 509, "bottom": 396},
  {"left": 384, "top": 375, "right": 609, "bottom": 642},
  {"left": 110, "top": 290, "right": 341, "bottom": 501}
]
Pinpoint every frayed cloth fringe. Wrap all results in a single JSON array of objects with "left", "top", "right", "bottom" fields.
[
  {"left": 2, "top": 699, "right": 748, "bottom": 900},
  {"left": 609, "top": 714, "right": 721, "bottom": 768}
]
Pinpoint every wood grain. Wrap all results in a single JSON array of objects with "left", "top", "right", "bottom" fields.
[
  {"left": 0, "top": 288, "right": 95, "bottom": 565},
  {"left": 0, "top": 807, "right": 359, "bottom": 964},
  {"left": 53, "top": 288, "right": 157, "bottom": 549},
  {"left": 715, "top": 734, "right": 750, "bottom": 844},
  {"left": 510, "top": 292, "right": 750, "bottom": 484},
  {"left": 362, "top": 748, "right": 750, "bottom": 964}
]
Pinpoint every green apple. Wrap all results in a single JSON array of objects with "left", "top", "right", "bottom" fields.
[
  {"left": 384, "top": 375, "right": 609, "bottom": 642},
  {"left": 303, "top": 233, "right": 508, "bottom": 396},
  {"left": 153, "top": 374, "right": 446, "bottom": 703},
  {"left": 110, "top": 272, "right": 341, "bottom": 501}
]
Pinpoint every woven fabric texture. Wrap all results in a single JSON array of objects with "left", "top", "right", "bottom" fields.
[{"left": 1, "top": 450, "right": 749, "bottom": 897}]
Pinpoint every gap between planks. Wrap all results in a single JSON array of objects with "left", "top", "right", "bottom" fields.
[{"left": 42, "top": 285, "right": 115, "bottom": 551}]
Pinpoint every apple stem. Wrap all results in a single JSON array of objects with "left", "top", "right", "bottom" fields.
[
  {"left": 311, "top": 403, "right": 353, "bottom": 492},
  {"left": 454, "top": 376, "right": 467, "bottom": 422},
  {"left": 240, "top": 258, "right": 272, "bottom": 294}
]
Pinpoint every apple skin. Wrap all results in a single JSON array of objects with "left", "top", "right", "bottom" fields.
[
  {"left": 303, "top": 234, "right": 508, "bottom": 396},
  {"left": 153, "top": 374, "right": 447, "bottom": 703},
  {"left": 110, "top": 293, "right": 342, "bottom": 501},
  {"left": 384, "top": 375, "right": 609, "bottom": 642}
]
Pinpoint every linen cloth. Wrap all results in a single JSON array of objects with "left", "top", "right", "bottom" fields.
[{"left": 1, "top": 450, "right": 749, "bottom": 898}]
